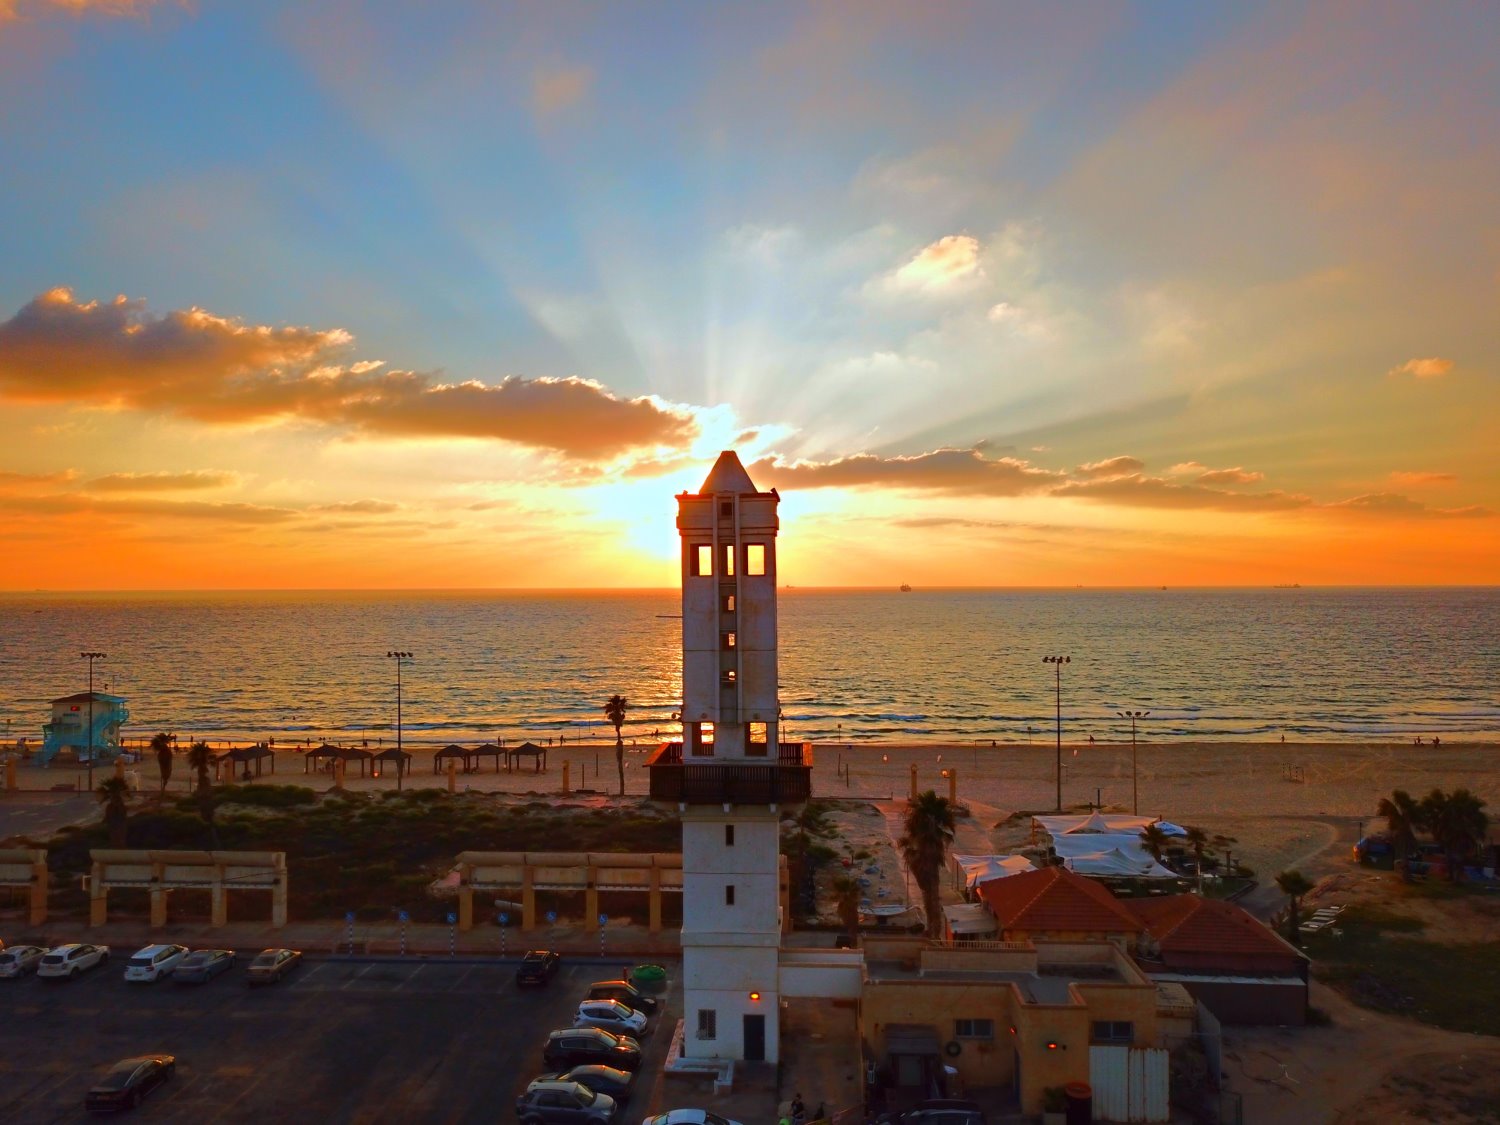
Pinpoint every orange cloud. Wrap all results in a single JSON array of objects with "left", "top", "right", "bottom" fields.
[
  {"left": 1327, "top": 493, "right": 1490, "bottom": 519},
  {"left": 0, "top": 492, "right": 297, "bottom": 524},
  {"left": 87, "top": 470, "right": 236, "bottom": 492},
  {"left": 1388, "top": 470, "right": 1457, "bottom": 488},
  {"left": 1052, "top": 474, "right": 1312, "bottom": 512},
  {"left": 1075, "top": 455, "right": 1144, "bottom": 479},
  {"left": 1389, "top": 357, "right": 1454, "bottom": 379},
  {"left": 884, "top": 235, "right": 984, "bottom": 294},
  {"left": 750, "top": 447, "right": 1066, "bottom": 496},
  {"left": 0, "top": 467, "right": 77, "bottom": 485},
  {"left": 1194, "top": 467, "right": 1265, "bottom": 486},
  {"left": 532, "top": 64, "right": 593, "bottom": 115},
  {"left": 0, "top": 0, "right": 174, "bottom": 22},
  {"left": 0, "top": 289, "right": 695, "bottom": 459}
]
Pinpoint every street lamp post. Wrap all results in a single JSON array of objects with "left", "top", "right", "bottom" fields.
[
  {"left": 1042, "top": 655, "right": 1070, "bottom": 812},
  {"left": 386, "top": 651, "right": 412, "bottom": 789},
  {"left": 1117, "top": 709, "right": 1150, "bottom": 815},
  {"left": 80, "top": 652, "right": 106, "bottom": 794}
]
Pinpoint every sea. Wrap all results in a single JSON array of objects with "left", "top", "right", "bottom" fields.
[{"left": 1, "top": 588, "right": 1496, "bottom": 747}]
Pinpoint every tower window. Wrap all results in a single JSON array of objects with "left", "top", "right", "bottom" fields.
[
  {"left": 723, "top": 632, "right": 736, "bottom": 649},
  {"left": 723, "top": 594, "right": 735, "bottom": 613},
  {"left": 748, "top": 722, "right": 768, "bottom": 757},
  {"left": 746, "top": 544, "right": 766, "bottom": 576},
  {"left": 720, "top": 501, "right": 733, "bottom": 518},
  {"left": 721, "top": 543, "right": 735, "bottom": 576},
  {"left": 725, "top": 824, "right": 735, "bottom": 846},
  {"left": 725, "top": 884, "right": 735, "bottom": 906},
  {"left": 697, "top": 1009, "right": 717, "bottom": 1040},
  {"left": 722, "top": 669, "right": 737, "bottom": 686},
  {"left": 691, "top": 544, "right": 712, "bottom": 576}
]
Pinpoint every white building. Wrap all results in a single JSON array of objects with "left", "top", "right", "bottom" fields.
[{"left": 648, "top": 451, "right": 813, "bottom": 1064}]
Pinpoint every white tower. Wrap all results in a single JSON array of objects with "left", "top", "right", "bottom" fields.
[{"left": 648, "top": 451, "right": 810, "bottom": 1065}]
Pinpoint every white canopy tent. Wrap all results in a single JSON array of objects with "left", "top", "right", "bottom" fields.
[
  {"left": 950, "top": 853, "right": 1035, "bottom": 891},
  {"left": 1032, "top": 812, "right": 1161, "bottom": 836},
  {"left": 1048, "top": 833, "right": 1179, "bottom": 879},
  {"left": 943, "top": 902, "right": 999, "bottom": 937}
]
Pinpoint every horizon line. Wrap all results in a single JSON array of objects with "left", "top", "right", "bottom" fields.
[{"left": 3, "top": 583, "right": 1497, "bottom": 595}]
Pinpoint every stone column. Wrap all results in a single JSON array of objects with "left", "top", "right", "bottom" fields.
[
  {"left": 211, "top": 863, "right": 228, "bottom": 927},
  {"left": 28, "top": 849, "right": 47, "bottom": 926},
  {"left": 458, "top": 863, "right": 474, "bottom": 931},
  {"left": 114, "top": 757, "right": 126, "bottom": 782},
  {"left": 5, "top": 758, "right": 16, "bottom": 791},
  {"left": 88, "top": 860, "right": 108, "bottom": 927},
  {"left": 271, "top": 871, "right": 287, "bottom": 929},
  {"left": 521, "top": 864, "right": 536, "bottom": 931},
  {"left": 562, "top": 761, "right": 570, "bottom": 794},
  {"left": 648, "top": 864, "right": 662, "bottom": 933}
]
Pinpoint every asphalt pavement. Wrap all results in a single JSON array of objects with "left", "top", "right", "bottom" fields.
[{"left": 0, "top": 956, "right": 679, "bottom": 1125}]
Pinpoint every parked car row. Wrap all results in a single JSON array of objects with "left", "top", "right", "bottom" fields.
[{"left": 0, "top": 939, "right": 301, "bottom": 988}]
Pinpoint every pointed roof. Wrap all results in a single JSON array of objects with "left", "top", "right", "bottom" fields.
[
  {"left": 976, "top": 865, "right": 1143, "bottom": 934},
  {"left": 1126, "top": 894, "right": 1307, "bottom": 960},
  {"left": 699, "top": 450, "right": 759, "bottom": 495}
]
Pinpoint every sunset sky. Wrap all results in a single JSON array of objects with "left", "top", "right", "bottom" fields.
[{"left": 1, "top": 1, "right": 1496, "bottom": 589}]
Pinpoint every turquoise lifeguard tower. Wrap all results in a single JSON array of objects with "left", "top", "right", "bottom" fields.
[{"left": 39, "top": 691, "right": 130, "bottom": 766}]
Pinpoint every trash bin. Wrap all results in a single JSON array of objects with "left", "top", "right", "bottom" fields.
[{"left": 1064, "top": 1081, "right": 1092, "bottom": 1125}]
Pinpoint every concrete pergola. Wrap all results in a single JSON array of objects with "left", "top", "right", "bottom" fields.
[
  {"left": 452, "top": 850, "right": 791, "bottom": 936},
  {"left": 0, "top": 848, "right": 48, "bottom": 926},
  {"left": 88, "top": 849, "right": 287, "bottom": 929}
]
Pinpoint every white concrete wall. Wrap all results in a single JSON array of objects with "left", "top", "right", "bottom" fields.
[
  {"left": 682, "top": 944, "right": 781, "bottom": 1063},
  {"left": 681, "top": 816, "right": 780, "bottom": 937}
]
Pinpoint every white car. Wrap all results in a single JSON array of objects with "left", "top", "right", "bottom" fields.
[
  {"left": 124, "top": 943, "right": 189, "bottom": 983},
  {"left": 37, "top": 943, "right": 110, "bottom": 980},
  {"left": 575, "top": 998, "right": 649, "bottom": 1037},
  {"left": 642, "top": 1112, "right": 743, "bottom": 1125},
  {"left": 0, "top": 944, "right": 47, "bottom": 978}
]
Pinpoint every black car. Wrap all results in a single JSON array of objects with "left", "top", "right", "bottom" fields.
[
  {"left": 585, "top": 979, "right": 659, "bottom": 1016},
  {"left": 173, "top": 949, "right": 236, "bottom": 985},
  {"left": 517, "top": 949, "right": 561, "bottom": 987},
  {"left": 541, "top": 1064, "right": 636, "bottom": 1103},
  {"left": 85, "top": 1054, "right": 175, "bottom": 1114},
  {"left": 542, "top": 1028, "right": 642, "bottom": 1072},
  {"left": 878, "top": 1100, "right": 986, "bottom": 1125}
]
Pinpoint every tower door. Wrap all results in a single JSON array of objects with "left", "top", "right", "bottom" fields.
[{"left": 743, "top": 1014, "right": 766, "bottom": 1061}]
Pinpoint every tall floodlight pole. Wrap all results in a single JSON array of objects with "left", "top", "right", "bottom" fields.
[
  {"left": 1043, "top": 655, "right": 1070, "bottom": 812},
  {"left": 1117, "top": 710, "right": 1150, "bottom": 815},
  {"left": 80, "top": 652, "right": 106, "bottom": 793},
  {"left": 387, "top": 652, "right": 412, "bottom": 787}
]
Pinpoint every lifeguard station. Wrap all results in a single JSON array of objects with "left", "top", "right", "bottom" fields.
[{"left": 38, "top": 691, "right": 129, "bottom": 767}]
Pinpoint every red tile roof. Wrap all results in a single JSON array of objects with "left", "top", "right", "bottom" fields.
[
  {"left": 1126, "top": 894, "right": 1305, "bottom": 960},
  {"left": 976, "top": 865, "right": 1142, "bottom": 934}
]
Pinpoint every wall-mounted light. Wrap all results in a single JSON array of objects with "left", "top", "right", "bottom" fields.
[
  {"left": 1045, "top": 1041, "right": 1065, "bottom": 1051},
  {"left": 748, "top": 991, "right": 761, "bottom": 1002}
]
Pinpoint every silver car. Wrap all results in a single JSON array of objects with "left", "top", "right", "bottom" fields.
[
  {"left": 574, "top": 998, "right": 649, "bottom": 1038},
  {"left": 0, "top": 945, "right": 46, "bottom": 979}
]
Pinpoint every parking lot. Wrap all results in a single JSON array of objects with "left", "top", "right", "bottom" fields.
[{"left": 0, "top": 955, "right": 678, "bottom": 1124}]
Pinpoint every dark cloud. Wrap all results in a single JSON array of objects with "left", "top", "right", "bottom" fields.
[
  {"left": 1051, "top": 474, "right": 1313, "bottom": 512},
  {"left": 1075, "top": 455, "right": 1145, "bottom": 479},
  {"left": 87, "top": 470, "right": 236, "bottom": 492},
  {"left": 749, "top": 447, "right": 1067, "bottom": 496},
  {"left": 0, "top": 289, "right": 695, "bottom": 459}
]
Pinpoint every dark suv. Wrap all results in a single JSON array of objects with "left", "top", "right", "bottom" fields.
[
  {"left": 514, "top": 1079, "right": 618, "bottom": 1124},
  {"left": 585, "top": 979, "right": 659, "bottom": 1016},
  {"left": 542, "top": 1028, "right": 642, "bottom": 1072},
  {"left": 879, "top": 1100, "right": 986, "bottom": 1125},
  {"left": 517, "top": 950, "right": 561, "bottom": 987}
]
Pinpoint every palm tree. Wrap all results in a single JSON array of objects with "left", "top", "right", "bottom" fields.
[
  {"left": 1376, "top": 789, "right": 1422, "bottom": 862},
  {"left": 899, "top": 790, "right": 956, "bottom": 939},
  {"left": 186, "top": 740, "right": 219, "bottom": 848},
  {"left": 151, "top": 732, "right": 173, "bottom": 793},
  {"left": 1422, "top": 787, "right": 1488, "bottom": 881},
  {"left": 1184, "top": 826, "right": 1209, "bottom": 894},
  {"left": 831, "top": 873, "right": 862, "bottom": 944},
  {"left": 603, "top": 694, "right": 629, "bottom": 797},
  {"left": 1139, "top": 823, "right": 1170, "bottom": 863},
  {"left": 1211, "top": 833, "right": 1239, "bottom": 877},
  {"left": 97, "top": 777, "right": 130, "bottom": 847},
  {"left": 1275, "top": 869, "right": 1314, "bottom": 946}
]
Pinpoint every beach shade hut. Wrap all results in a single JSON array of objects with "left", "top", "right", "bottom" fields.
[
  {"left": 221, "top": 744, "right": 276, "bottom": 780},
  {"left": 433, "top": 744, "right": 473, "bottom": 774},
  {"left": 304, "top": 743, "right": 346, "bottom": 774},
  {"left": 372, "top": 746, "right": 412, "bottom": 782},
  {"left": 506, "top": 741, "right": 549, "bottom": 773},
  {"left": 341, "top": 744, "right": 374, "bottom": 778},
  {"left": 470, "top": 743, "right": 505, "bottom": 773}
]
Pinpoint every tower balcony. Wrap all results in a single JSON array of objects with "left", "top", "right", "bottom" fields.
[{"left": 646, "top": 742, "right": 812, "bottom": 806}]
